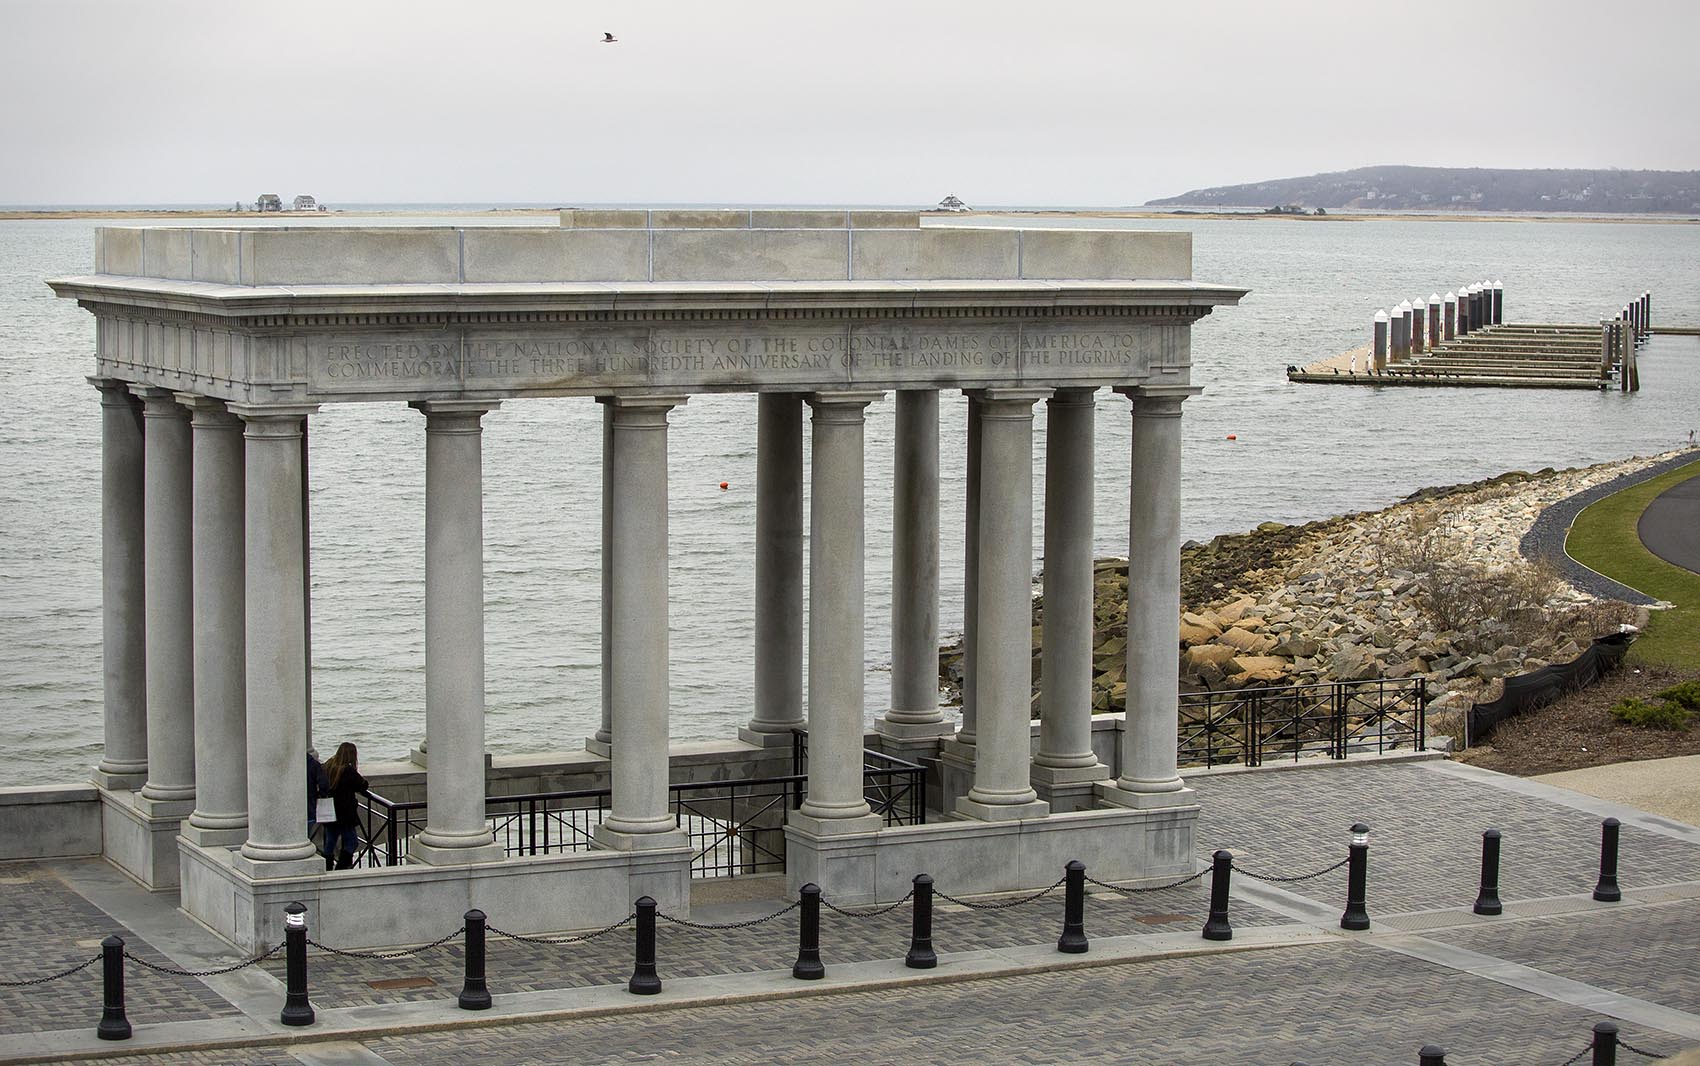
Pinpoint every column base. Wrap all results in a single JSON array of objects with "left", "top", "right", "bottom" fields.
[
  {"left": 737, "top": 725, "right": 802, "bottom": 748},
  {"left": 408, "top": 742, "right": 429, "bottom": 768},
  {"left": 592, "top": 823, "right": 689, "bottom": 853},
  {"left": 91, "top": 768, "right": 147, "bottom": 792},
  {"left": 132, "top": 794, "right": 196, "bottom": 820},
  {"left": 583, "top": 736, "right": 611, "bottom": 758},
  {"left": 954, "top": 796, "right": 1050, "bottom": 822},
  {"left": 1096, "top": 782, "right": 1197, "bottom": 811},
  {"left": 787, "top": 810, "right": 884, "bottom": 837},
  {"left": 230, "top": 853, "right": 324, "bottom": 880},
  {"left": 874, "top": 715, "right": 956, "bottom": 741},
  {"left": 180, "top": 823, "right": 248, "bottom": 848},
  {"left": 1031, "top": 762, "right": 1111, "bottom": 813},
  {"left": 407, "top": 837, "right": 505, "bottom": 866}
]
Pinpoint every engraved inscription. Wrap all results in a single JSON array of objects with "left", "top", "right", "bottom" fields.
[{"left": 304, "top": 319, "right": 1163, "bottom": 396}]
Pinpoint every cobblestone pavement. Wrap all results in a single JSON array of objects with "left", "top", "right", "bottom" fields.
[
  {"left": 338, "top": 934, "right": 1690, "bottom": 1065},
  {"left": 267, "top": 877, "right": 1289, "bottom": 1008},
  {"left": 1191, "top": 761, "right": 1700, "bottom": 914},
  {"left": 0, "top": 862, "right": 241, "bottom": 1037},
  {"left": 1432, "top": 902, "right": 1700, "bottom": 1015}
]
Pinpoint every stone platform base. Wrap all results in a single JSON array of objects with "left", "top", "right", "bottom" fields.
[
  {"left": 179, "top": 838, "right": 692, "bottom": 953},
  {"left": 101, "top": 788, "right": 188, "bottom": 890},
  {"left": 783, "top": 801, "right": 1197, "bottom": 906}
]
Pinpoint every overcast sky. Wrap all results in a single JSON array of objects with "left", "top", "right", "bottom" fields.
[{"left": 3, "top": 0, "right": 1697, "bottom": 207}]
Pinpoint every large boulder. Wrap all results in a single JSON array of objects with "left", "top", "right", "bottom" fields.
[{"left": 1218, "top": 627, "right": 1277, "bottom": 655}]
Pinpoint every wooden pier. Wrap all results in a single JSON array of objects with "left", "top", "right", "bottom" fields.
[{"left": 1289, "top": 284, "right": 1649, "bottom": 391}]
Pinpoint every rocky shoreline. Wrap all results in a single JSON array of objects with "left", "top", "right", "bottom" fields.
[{"left": 940, "top": 451, "right": 1693, "bottom": 728}]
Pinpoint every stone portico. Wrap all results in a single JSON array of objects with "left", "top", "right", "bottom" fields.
[{"left": 50, "top": 210, "right": 1244, "bottom": 950}]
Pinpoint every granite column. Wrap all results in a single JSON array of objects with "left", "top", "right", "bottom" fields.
[
  {"left": 1033, "top": 388, "right": 1109, "bottom": 804},
  {"left": 956, "top": 389, "right": 1049, "bottom": 822},
  {"left": 1100, "top": 386, "right": 1200, "bottom": 810},
  {"left": 409, "top": 401, "right": 503, "bottom": 864},
  {"left": 233, "top": 406, "right": 320, "bottom": 874},
  {"left": 181, "top": 398, "right": 247, "bottom": 846},
  {"left": 134, "top": 388, "right": 196, "bottom": 817},
  {"left": 90, "top": 379, "right": 148, "bottom": 790},
  {"left": 793, "top": 392, "right": 884, "bottom": 835},
  {"left": 878, "top": 389, "right": 949, "bottom": 743},
  {"left": 594, "top": 397, "right": 689, "bottom": 852},
  {"left": 743, "top": 393, "right": 806, "bottom": 746}
]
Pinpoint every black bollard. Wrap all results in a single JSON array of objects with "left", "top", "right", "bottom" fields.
[
  {"left": 1202, "top": 850, "right": 1233, "bottom": 942},
  {"left": 280, "top": 901, "right": 314, "bottom": 1026},
  {"left": 458, "top": 909, "right": 491, "bottom": 1010},
  {"left": 96, "top": 934, "right": 131, "bottom": 1041},
  {"left": 1057, "top": 860, "right": 1088, "bottom": 954},
  {"left": 1592, "top": 1020, "right": 1618, "bottom": 1066},
  {"left": 1474, "top": 829, "right": 1503, "bottom": 916},
  {"left": 1418, "top": 1045, "right": 1448, "bottom": 1066},
  {"left": 629, "top": 896, "right": 661, "bottom": 995},
  {"left": 793, "top": 884, "right": 824, "bottom": 980},
  {"left": 1593, "top": 818, "right": 1622, "bottom": 902},
  {"left": 1341, "top": 823, "right": 1370, "bottom": 930},
  {"left": 905, "top": 874, "right": 937, "bottom": 969}
]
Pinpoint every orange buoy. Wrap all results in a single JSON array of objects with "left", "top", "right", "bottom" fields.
[
  {"left": 1226, "top": 434, "right": 1237, "bottom": 441},
  {"left": 719, "top": 481, "right": 729, "bottom": 490}
]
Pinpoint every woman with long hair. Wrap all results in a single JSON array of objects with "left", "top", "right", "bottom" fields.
[{"left": 321, "top": 742, "right": 370, "bottom": 871}]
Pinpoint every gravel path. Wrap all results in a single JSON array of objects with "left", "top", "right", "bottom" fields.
[{"left": 1519, "top": 449, "right": 1700, "bottom": 604}]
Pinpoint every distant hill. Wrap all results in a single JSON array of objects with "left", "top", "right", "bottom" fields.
[{"left": 1148, "top": 166, "right": 1700, "bottom": 214}]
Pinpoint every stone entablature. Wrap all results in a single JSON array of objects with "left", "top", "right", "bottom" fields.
[{"left": 52, "top": 219, "right": 1239, "bottom": 407}]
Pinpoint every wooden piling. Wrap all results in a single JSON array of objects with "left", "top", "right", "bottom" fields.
[
  {"left": 1373, "top": 310, "right": 1388, "bottom": 371},
  {"left": 1412, "top": 297, "right": 1426, "bottom": 353},
  {"left": 1444, "top": 292, "right": 1457, "bottom": 340}
]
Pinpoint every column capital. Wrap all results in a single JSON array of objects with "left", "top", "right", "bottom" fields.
[
  {"left": 807, "top": 389, "right": 884, "bottom": 409},
  {"left": 176, "top": 394, "right": 242, "bottom": 428},
  {"left": 1116, "top": 384, "right": 1202, "bottom": 417},
  {"left": 599, "top": 393, "right": 688, "bottom": 410},
  {"left": 409, "top": 399, "right": 503, "bottom": 417},
  {"left": 130, "top": 385, "right": 189, "bottom": 415},
  {"left": 228, "top": 404, "right": 319, "bottom": 439},
  {"left": 601, "top": 394, "right": 687, "bottom": 429},
  {"left": 1048, "top": 386, "right": 1099, "bottom": 408},
  {"left": 88, "top": 376, "right": 139, "bottom": 404}
]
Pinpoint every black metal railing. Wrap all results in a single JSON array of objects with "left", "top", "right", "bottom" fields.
[
  {"left": 1178, "top": 677, "right": 1426, "bottom": 768},
  {"left": 351, "top": 739, "right": 926, "bottom": 877}
]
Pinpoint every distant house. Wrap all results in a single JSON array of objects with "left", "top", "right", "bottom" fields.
[
  {"left": 256, "top": 193, "right": 283, "bottom": 212},
  {"left": 292, "top": 194, "right": 318, "bottom": 212},
  {"left": 937, "top": 194, "right": 969, "bottom": 212}
]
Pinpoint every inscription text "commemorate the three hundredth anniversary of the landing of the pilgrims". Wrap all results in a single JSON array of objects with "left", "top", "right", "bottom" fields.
[{"left": 308, "top": 324, "right": 1169, "bottom": 395}]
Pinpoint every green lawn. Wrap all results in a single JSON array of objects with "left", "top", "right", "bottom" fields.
[{"left": 1565, "top": 456, "right": 1700, "bottom": 668}]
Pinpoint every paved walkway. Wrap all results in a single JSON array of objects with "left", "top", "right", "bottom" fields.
[
  {"left": 1519, "top": 449, "right": 1700, "bottom": 604},
  {"left": 1640, "top": 466, "right": 1700, "bottom": 575},
  {"left": 6, "top": 756, "right": 1700, "bottom": 1065}
]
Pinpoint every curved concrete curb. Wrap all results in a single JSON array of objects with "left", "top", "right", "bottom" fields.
[{"left": 1519, "top": 450, "right": 1700, "bottom": 605}]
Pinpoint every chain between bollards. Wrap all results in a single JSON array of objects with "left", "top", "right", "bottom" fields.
[
  {"left": 793, "top": 884, "right": 824, "bottom": 980},
  {"left": 458, "top": 909, "right": 490, "bottom": 1010},
  {"left": 628, "top": 896, "right": 661, "bottom": 995},
  {"left": 1341, "top": 823, "right": 1370, "bottom": 931},
  {"left": 1594, "top": 818, "right": 1622, "bottom": 902},
  {"left": 1057, "top": 860, "right": 1088, "bottom": 954},
  {"left": 1474, "top": 829, "right": 1503, "bottom": 916},
  {"left": 96, "top": 934, "right": 130, "bottom": 1041},
  {"left": 1203, "top": 850, "right": 1233, "bottom": 942},
  {"left": 280, "top": 901, "right": 314, "bottom": 1027},
  {"left": 905, "top": 874, "right": 936, "bottom": 969}
]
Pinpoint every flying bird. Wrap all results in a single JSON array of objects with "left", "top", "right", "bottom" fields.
[{"left": 603, "top": 32, "right": 617, "bottom": 43}]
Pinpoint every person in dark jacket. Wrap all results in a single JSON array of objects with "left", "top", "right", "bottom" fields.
[{"left": 321, "top": 742, "right": 370, "bottom": 871}]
